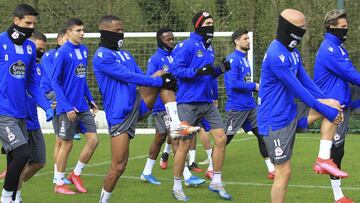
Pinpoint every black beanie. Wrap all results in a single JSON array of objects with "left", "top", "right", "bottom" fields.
[{"left": 192, "top": 11, "right": 212, "bottom": 29}]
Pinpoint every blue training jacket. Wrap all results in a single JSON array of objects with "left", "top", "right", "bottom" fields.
[
  {"left": 0, "top": 32, "right": 50, "bottom": 118},
  {"left": 258, "top": 40, "right": 338, "bottom": 136},
  {"left": 314, "top": 33, "right": 360, "bottom": 108},
  {"left": 40, "top": 48, "right": 56, "bottom": 94},
  {"left": 93, "top": 46, "right": 163, "bottom": 128},
  {"left": 146, "top": 47, "right": 173, "bottom": 113},
  {"left": 225, "top": 49, "right": 257, "bottom": 111},
  {"left": 170, "top": 32, "right": 222, "bottom": 104},
  {"left": 26, "top": 62, "right": 45, "bottom": 130},
  {"left": 52, "top": 41, "right": 94, "bottom": 114}
]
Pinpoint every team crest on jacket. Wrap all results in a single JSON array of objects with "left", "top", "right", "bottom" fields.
[
  {"left": 196, "top": 50, "right": 204, "bottom": 57},
  {"left": 36, "top": 66, "right": 41, "bottom": 76},
  {"left": 75, "top": 63, "right": 86, "bottom": 78},
  {"left": 9, "top": 60, "right": 26, "bottom": 79},
  {"left": 162, "top": 64, "right": 169, "bottom": 71}
]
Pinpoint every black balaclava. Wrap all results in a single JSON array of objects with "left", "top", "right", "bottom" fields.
[
  {"left": 36, "top": 49, "right": 44, "bottom": 60},
  {"left": 156, "top": 27, "right": 174, "bottom": 52},
  {"left": 276, "top": 15, "right": 306, "bottom": 51},
  {"left": 327, "top": 27, "right": 348, "bottom": 42},
  {"left": 7, "top": 24, "right": 34, "bottom": 45},
  {"left": 192, "top": 11, "right": 214, "bottom": 48},
  {"left": 99, "top": 30, "right": 124, "bottom": 50}
]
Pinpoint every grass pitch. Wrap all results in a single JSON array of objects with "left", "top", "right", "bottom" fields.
[{"left": 4, "top": 133, "right": 360, "bottom": 202}]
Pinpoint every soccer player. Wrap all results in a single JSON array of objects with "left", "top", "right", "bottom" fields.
[
  {"left": 224, "top": 28, "right": 275, "bottom": 179},
  {"left": 170, "top": 11, "right": 232, "bottom": 201},
  {"left": 52, "top": 18, "right": 99, "bottom": 195},
  {"left": 14, "top": 30, "right": 49, "bottom": 202},
  {"left": 93, "top": 15, "right": 199, "bottom": 203},
  {"left": 40, "top": 28, "right": 72, "bottom": 185},
  {"left": 140, "top": 27, "right": 204, "bottom": 186},
  {"left": 0, "top": 4, "right": 53, "bottom": 202},
  {"left": 258, "top": 9, "right": 345, "bottom": 203},
  {"left": 297, "top": 9, "right": 359, "bottom": 203}
]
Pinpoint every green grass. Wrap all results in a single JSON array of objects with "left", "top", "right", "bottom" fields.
[{"left": 6, "top": 133, "right": 360, "bottom": 202}]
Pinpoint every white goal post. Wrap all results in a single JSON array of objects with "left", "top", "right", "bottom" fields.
[{"left": 40, "top": 32, "right": 254, "bottom": 134}]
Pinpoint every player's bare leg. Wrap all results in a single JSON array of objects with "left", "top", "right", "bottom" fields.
[{"left": 271, "top": 160, "right": 291, "bottom": 203}]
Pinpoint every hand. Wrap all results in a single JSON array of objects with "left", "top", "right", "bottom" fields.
[
  {"left": 45, "top": 108, "right": 54, "bottom": 122},
  {"left": 66, "top": 107, "right": 79, "bottom": 122},
  {"left": 213, "top": 100, "right": 219, "bottom": 108},
  {"left": 160, "top": 73, "right": 177, "bottom": 91},
  {"left": 333, "top": 111, "right": 343, "bottom": 125},
  {"left": 51, "top": 101, "right": 57, "bottom": 109},
  {"left": 318, "top": 99, "right": 344, "bottom": 111},
  {"left": 196, "top": 64, "right": 215, "bottom": 76},
  {"left": 255, "top": 83, "right": 259, "bottom": 91},
  {"left": 219, "top": 57, "right": 231, "bottom": 73},
  {"left": 90, "top": 101, "right": 98, "bottom": 116}
]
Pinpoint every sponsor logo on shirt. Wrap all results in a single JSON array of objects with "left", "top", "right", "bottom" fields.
[
  {"left": 9, "top": 60, "right": 26, "bottom": 79},
  {"left": 75, "top": 63, "right": 86, "bottom": 78}
]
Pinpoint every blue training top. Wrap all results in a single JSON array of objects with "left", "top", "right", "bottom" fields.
[
  {"left": 0, "top": 32, "right": 50, "bottom": 118},
  {"left": 225, "top": 49, "right": 257, "bottom": 111},
  {"left": 170, "top": 32, "right": 222, "bottom": 104},
  {"left": 314, "top": 33, "right": 360, "bottom": 108},
  {"left": 52, "top": 41, "right": 94, "bottom": 114},
  {"left": 93, "top": 46, "right": 163, "bottom": 128},
  {"left": 258, "top": 39, "right": 338, "bottom": 136}
]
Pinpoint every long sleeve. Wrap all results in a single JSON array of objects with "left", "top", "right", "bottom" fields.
[
  {"left": 93, "top": 51, "right": 163, "bottom": 87},
  {"left": 227, "top": 60, "right": 256, "bottom": 91},
  {"left": 51, "top": 51, "right": 73, "bottom": 112},
  {"left": 297, "top": 65, "right": 326, "bottom": 99},
  {"left": 26, "top": 56, "right": 51, "bottom": 110},
  {"left": 211, "top": 79, "right": 218, "bottom": 100},
  {"left": 269, "top": 63, "right": 337, "bottom": 121},
  {"left": 322, "top": 53, "right": 360, "bottom": 86},
  {"left": 171, "top": 45, "right": 197, "bottom": 79}
]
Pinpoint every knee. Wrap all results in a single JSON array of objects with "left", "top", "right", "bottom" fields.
[
  {"left": 214, "top": 134, "right": 227, "bottom": 147},
  {"left": 88, "top": 136, "right": 99, "bottom": 149},
  {"left": 110, "top": 161, "right": 127, "bottom": 177},
  {"left": 32, "top": 163, "right": 45, "bottom": 171},
  {"left": 155, "top": 134, "right": 167, "bottom": 146},
  {"left": 61, "top": 141, "right": 73, "bottom": 152},
  {"left": 13, "top": 144, "right": 30, "bottom": 162}
]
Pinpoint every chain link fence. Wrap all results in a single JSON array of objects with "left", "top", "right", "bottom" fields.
[{"left": 1, "top": 0, "right": 359, "bottom": 130}]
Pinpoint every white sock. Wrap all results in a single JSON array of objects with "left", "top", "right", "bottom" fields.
[
  {"left": 265, "top": 158, "right": 275, "bottom": 172},
  {"left": 207, "top": 158, "right": 213, "bottom": 171},
  {"left": 206, "top": 148, "right": 212, "bottom": 160},
  {"left": 183, "top": 166, "right": 192, "bottom": 180},
  {"left": 56, "top": 172, "right": 65, "bottom": 185},
  {"left": 1, "top": 189, "right": 13, "bottom": 202},
  {"left": 74, "top": 161, "right": 86, "bottom": 176},
  {"left": 173, "top": 177, "right": 182, "bottom": 190},
  {"left": 165, "top": 102, "right": 181, "bottom": 128},
  {"left": 331, "top": 179, "right": 344, "bottom": 201},
  {"left": 189, "top": 150, "right": 196, "bottom": 165},
  {"left": 163, "top": 143, "right": 171, "bottom": 154},
  {"left": 54, "top": 163, "right": 57, "bottom": 180},
  {"left": 143, "top": 158, "right": 155, "bottom": 175},
  {"left": 99, "top": 187, "right": 112, "bottom": 203},
  {"left": 212, "top": 171, "right": 222, "bottom": 184},
  {"left": 15, "top": 190, "right": 21, "bottom": 200},
  {"left": 318, "top": 140, "right": 333, "bottom": 159}
]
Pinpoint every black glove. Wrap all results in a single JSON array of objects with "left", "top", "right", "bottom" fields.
[
  {"left": 196, "top": 64, "right": 215, "bottom": 76},
  {"left": 219, "top": 57, "right": 231, "bottom": 73},
  {"left": 160, "top": 73, "right": 177, "bottom": 91}
]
